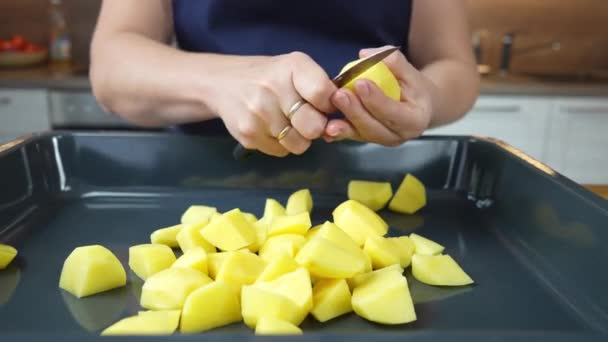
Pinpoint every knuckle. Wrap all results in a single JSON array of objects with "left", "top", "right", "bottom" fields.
[
  {"left": 247, "top": 87, "right": 271, "bottom": 115},
  {"left": 287, "top": 51, "right": 311, "bottom": 64},
  {"left": 291, "top": 139, "right": 311, "bottom": 155},
  {"left": 237, "top": 119, "right": 258, "bottom": 141}
]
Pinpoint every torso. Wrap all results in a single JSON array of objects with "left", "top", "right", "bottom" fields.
[{"left": 172, "top": 0, "right": 413, "bottom": 135}]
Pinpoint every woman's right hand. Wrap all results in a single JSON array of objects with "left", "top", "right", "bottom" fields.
[{"left": 206, "top": 52, "right": 337, "bottom": 157}]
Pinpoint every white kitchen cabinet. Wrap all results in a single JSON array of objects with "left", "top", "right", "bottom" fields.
[
  {"left": 0, "top": 89, "right": 50, "bottom": 135},
  {"left": 426, "top": 95, "right": 552, "bottom": 160},
  {"left": 545, "top": 98, "right": 608, "bottom": 184}
]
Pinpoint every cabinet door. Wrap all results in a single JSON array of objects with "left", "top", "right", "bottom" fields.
[
  {"left": 545, "top": 98, "right": 608, "bottom": 184},
  {"left": 0, "top": 89, "right": 50, "bottom": 134},
  {"left": 426, "top": 95, "right": 551, "bottom": 161}
]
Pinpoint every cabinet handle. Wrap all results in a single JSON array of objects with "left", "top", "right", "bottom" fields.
[
  {"left": 472, "top": 105, "right": 522, "bottom": 113},
  {"left": 0, "top": 97, "right": 12, "bottom": 106},
  {"left": 560, "top": 106, "right": 608, "bottom": 114}
]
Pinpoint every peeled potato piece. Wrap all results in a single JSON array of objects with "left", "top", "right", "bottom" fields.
[
  {"left": 348, "top": 180, "right": 393, "bottom": 211},
  {"left": 0, "top": 244, "right": 17, "bottom": 270},
  {"left": 333, "top": 200, "right": 389, "bottom": 246},
  {"left": 295, "top": 237, "right": 366, "bottom": 279},
  {"left": 181, "top": 205, "right": 217, "bottom": 225},
  {"left": 171, "top": 247, "right": 208, "bottom": 274},
  {"left": 150, "top": 224, "right": 182, "bottom": 248},
  {"left": 180, "top": 281, "right": 241, "bottom": 333},
  {"left": 412, "top": 254, "right": 473, "bottom": 286},
  {"left": 201, "top": 209, "right": 256, "bottom": 251},
  {"left": 286, "top": 189, "right": 313, "bottom": 215},
  {"left": 59, "top": 245, "right": 126, "bottom": 298},
  {"left": 140, "top": 267, "right": 212, "bottom": 310},
  {"left": 101, "top": 310, "right": 180, "bottom": 336},
  {"left": 351, "top": 267, "right": 416, "bottom": 324},
  {"left": 176, "top": 223, "right": 216, "bottom": 254},
  {"left": 347, "top": 264, "right": 404, "bottom": 290},
  {"left": 257, "top": 253, "right": 299, "bottom": 282},
  {"left": 388, "top": 174, "right": 426, "bottom": 214},
  {"left": 268, "top": 212, "right": 312, "bottom": 236},
  {"left": 311, "top": 279, "right": 352, "bottom": 322},
  {"left": 255, "top": 317, "right": 302, "bottom": 335},
  {"left": 216, "top": 250, "right": 266, "bottom": 290},
  {"left": 410, "top": 233, "right": 445, "bottom": 256},
  {"left": 129, "top": 244, "right": 176, "bottom": 280}
]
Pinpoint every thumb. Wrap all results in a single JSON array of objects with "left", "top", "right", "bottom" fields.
[{"left": 359, "top": 46, "right": 413, "bottom": 82}]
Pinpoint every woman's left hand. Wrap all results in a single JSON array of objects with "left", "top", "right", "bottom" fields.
[{"left": 325, "top": 46, "right": 440, "bottom": 146}]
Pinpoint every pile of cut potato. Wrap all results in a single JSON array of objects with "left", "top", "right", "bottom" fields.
[{"left": 55, "top": 173, "right": 473, "bottom": 335}]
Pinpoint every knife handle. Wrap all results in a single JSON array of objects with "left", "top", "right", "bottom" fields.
[{"left": 232, "top": 143, "right": 255, "bottom": 160}]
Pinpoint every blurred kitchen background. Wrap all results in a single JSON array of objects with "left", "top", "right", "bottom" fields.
[{"left": 0, "top": 0, "right": 607, "bottom": 192}]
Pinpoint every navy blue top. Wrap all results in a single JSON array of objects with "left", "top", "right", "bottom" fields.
[{"left": 172, "top": 0, "right": 413, "bottom": 135}]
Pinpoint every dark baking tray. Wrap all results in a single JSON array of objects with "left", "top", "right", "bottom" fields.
[{"left": 0, "top": 132, "right": 606, "bottom": 342}]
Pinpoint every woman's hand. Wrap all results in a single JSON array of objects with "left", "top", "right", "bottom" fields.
[
  {"left": 325, "top": 46, "right": 441, "bottom": 146},
  {"left": 208, "top": 52, "right": 337, "bottom": 157}
]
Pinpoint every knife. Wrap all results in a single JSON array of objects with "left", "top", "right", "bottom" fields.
[{"left": 233, "top": 46, "right": 400, "bottom": 159}]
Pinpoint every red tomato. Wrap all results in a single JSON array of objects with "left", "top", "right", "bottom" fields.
[
  {"left": 10, "top": 35, "right": 26, "bottom": 50},
  {"left": 0, "top": 40, "right": 16, "bottom": 52},
  {"left": 23, "top": 43, "right": 44, "bottom": 53}
]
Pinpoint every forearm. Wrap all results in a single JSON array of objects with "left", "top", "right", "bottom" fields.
[
  {"left": 91, "top": 32, "right": 224, "bottom": 127},
  {"left": 421, "top": 59, "right": 480, "bottom": 128}
]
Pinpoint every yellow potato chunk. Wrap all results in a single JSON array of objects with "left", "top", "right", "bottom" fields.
[
  {"left": 340, "top": 60, "right": 400, "bottom": 101},
  {"left": 216, "top": 250, "right": 266, "bottom": 290},
  {"left": 150, "top": 224, "right": 182, "bottom": 248},
  {"left": 347, "top": 264, "right": 404, "bottom": 290},
  {"left": 316, "top": 221, "right": 363, "bottom": 256},
  {"left": 268, "top": 212, "right": 312, "bottom": 237},
  {"left": 181, "top": 205, "right": 217, "bottom": 225},
  {"left": 180, "top": 281, "right": 242, "bottom": 333},
  {"left": 201, "top": 209, "right": 256, "bottom": 251},
  {"left": 129, "top": 244, "right": 176, "bottom": 280},
  {"left": 305, "top": 225, "right": 322, "bottom": 241},
  {"left": 243, "top": 212, "right": 258, "bottom": 224},
  {"left": 207, "top": 252, "right": 229, "bottom": 279},
  {"left": 261, "top": 198, "right": 286, "bottom": 224},
  {"left": 412, "top": 254, "right": 473, "bottom": 286},
  {"left": 389, "top": 236, "right": 415, "bottom": 267},
  {"left": 348, "top": 180, "right": 393, "bottom": 211},
  {"left": 247, "top": 220, "right": 268, "bottom": 253},
  {"left": 295, "top": 237, "right": 366, "bottom": 278},
  {"left": 286, "top": 189, "right": 313, "bottom": 215},
  {"left": 255, "top": 267, "right": 312, "bottom": 324},
  {"left": 101, "top": 310, "right": 180, "bottom": 336},
  {"left": 311, "top": 279, "right": 352, "bottom": 322},
  {"left": 351, "top": 267, "right": 416, "bottom": 324},
  {"left": 176, "top": 223, "right": 216, "bottom": 254},
  {"left": 255, "top": 317, "right": 302, "bottom": 335},
  {"left": 333, "top": 200, "right": 389, "bottom": 246},
  {"left": 258, "top": 234, "right": 306, "bottom": 263},
  {"left": 257, "top": 253, "right": 299, "bottom": 282},
  {"left": 0, "top": 266, "right": 20, "bottom": 305},
  {"left": 140, "top": 267, "right": 212, "bottom": 310},
  {"left": 241, "top": 285, "right": 303, "bottom": 328},
  {"left": 59, "top": 245, "right": 126, "bottom": 298},
  {"left": 388, "top": 174, "right": 426, "bottom": 214},
  {"left": 410, "top": 233, "right": 445, "bottom": 255},
  {"left": 363, "top": 236, "right": 401, "bottom": 270},
  {"left": 171, "top": 247, "right": 208, "bottom": 274},
  {"left": 0, "top": 244, "right": 17, "bottom": 270}
]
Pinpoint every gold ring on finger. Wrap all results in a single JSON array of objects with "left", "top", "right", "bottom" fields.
[
  {"left": 285, "top": 99, "right": 306, "bottom": 120},
  {"left": 277, "top": 125, "right": 292, "bottom": 140}
]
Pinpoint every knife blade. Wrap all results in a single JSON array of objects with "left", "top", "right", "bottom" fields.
[{"left": 233, "top": 46, "right": 401, "bottom": 159}]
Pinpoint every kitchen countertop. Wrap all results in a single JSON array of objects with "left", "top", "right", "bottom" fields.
[{"left": 2, "top": 65, "right": 608, "bottom": 96}]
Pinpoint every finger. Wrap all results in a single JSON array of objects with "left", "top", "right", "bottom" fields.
[
  {"left": 354, "top": 79, "right": 426, "bottom": 138},
  {"left": 278, "top": 126, "right": 311, "bottom": 155},
  {"left": 289, "top": 102, "right": 328, "bottom": 140},
  {"left": 331, "top": 88, "right": 401, "bottom": 144},
  {"left": 324, "top": 119, "right": 361, "bottom": 142},
  {"left": 249, "top": 89, "right": 312, "bottom": 155},
  {"left": 225, "top": 114, "right": 289, "bottom": 157},
  {"left": 288, "top": 52, "right": 337, "bottom": 113}
]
